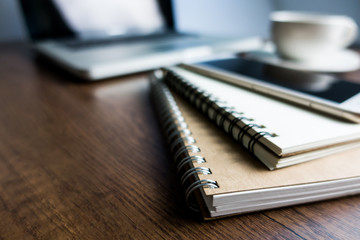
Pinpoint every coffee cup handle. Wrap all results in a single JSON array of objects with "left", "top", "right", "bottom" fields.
[{"left": 343, "top": 18, "right": 358, "bottom": 47}]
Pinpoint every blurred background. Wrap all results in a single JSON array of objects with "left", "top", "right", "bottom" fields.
[{"left": 1, "top": 0, "right": 360, "bottom": 44}]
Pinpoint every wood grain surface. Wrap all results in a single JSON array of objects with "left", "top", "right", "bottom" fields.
[{"left": 0, "top": 43, "right": 359, "bottom": 239}]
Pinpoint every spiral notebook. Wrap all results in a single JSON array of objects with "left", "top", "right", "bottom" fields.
[
  {"left": 161, "top": 66, "right": 360, "bottom": 170},
  {"left": 150, "top": 74, "right": 360, "bottom": 219}
]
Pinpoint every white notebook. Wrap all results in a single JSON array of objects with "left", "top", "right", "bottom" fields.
[{"left": 163, "top": 66, "right": 360, "bottom": 169}]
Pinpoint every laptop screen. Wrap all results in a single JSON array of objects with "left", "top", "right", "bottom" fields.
[
  {"left": 19, "top": 0, "right": 175, "bottom": 41},
  {"left": 52, "top": 0, "right": 167, "bottom": 39}
]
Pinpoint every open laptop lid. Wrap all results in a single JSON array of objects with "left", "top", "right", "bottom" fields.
[{"left": 19, "top": 0, "right": 175, "bottom": 42}]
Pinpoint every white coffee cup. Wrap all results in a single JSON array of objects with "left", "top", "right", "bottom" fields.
[{"left": 271, "top": 11, "right": 358, "bottom": 61}]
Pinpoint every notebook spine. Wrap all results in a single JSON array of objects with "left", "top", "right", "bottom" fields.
[
  {"left": 163, "top": 68, "right": 278, "bottom": 155},
  {"left": 150, "top": 73, "right": 219, "bottom": 211}
]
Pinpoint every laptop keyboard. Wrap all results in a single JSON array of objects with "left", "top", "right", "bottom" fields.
[{"left": 63, "top": 33, "right": 192, "bottom": 49}]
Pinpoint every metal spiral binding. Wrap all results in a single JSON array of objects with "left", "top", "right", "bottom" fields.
[
  {"left": 194, "top": 92, "right": 211, "bottom": 113},
  {"left": 170, "top": 136, "right": 196, "bottom": 152},
  {"left": 217, "top": 107, "right": 236, "bottom": 129},
  {"left": 173, "top": 145, "right": 201, "bottom": 163},
  {"left": 151, "top": 75, "right": 219, "bottom": 212},
  {"left": 168, "top": 129, "right": 191, "bottom": 144},
  {"left": 185, "top": 179, "right": 219, "bottom": 211},
  {"left": 163, "top": 69, "right": 279, "bottom": 152},
  {"left": 165, "top": 121, "right": 188, "bottom": 137},
  {"left": 237, "top": 123, "right": 265, "bottom": 145},
  {"left": 176, "top": 156, "right": 206, "bottom": 173},
  {"left": 248, "top": 131, "right": 278, "bottom": 154},
  {"left": 227, "top": 114, "right": 252, "bottom": 135},
  {"left": 180, "top": 167, "right": 212, "bottom": 185}
]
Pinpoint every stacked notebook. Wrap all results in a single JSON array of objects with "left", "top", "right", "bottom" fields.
[{"left": 150, "top": 66, "right": 360, "bottom": 220}]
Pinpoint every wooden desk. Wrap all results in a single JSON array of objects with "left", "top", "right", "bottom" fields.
[{"left": 0, "top": 43, "right": 359, "bottom": 239}]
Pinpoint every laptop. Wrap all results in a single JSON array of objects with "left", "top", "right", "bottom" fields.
[{"left": 19, "top": 0, "right": 262, "bottom": 80}]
